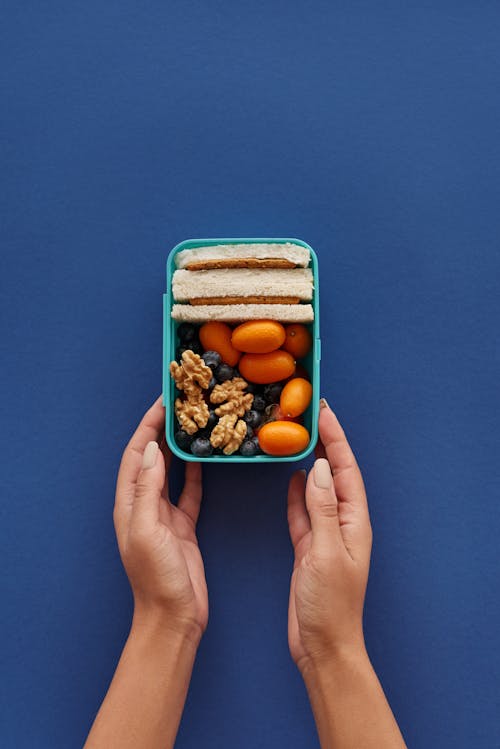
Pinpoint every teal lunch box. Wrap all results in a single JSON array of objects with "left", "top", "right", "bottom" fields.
[{"left": 163, "top": 238, "right": 321, "bottom": 462}]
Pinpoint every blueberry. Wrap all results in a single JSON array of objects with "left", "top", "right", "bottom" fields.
[
  {"left": 190, "top": 437, "right": 213, "bottom": 457},
  {"left": 175, "top": 430, "right": 193, "bottom": 450},
  {"left": 202, "top": 350, "right": 222, "bottom": 369},
  {"left": 264, "top": 383, "right": 283, "bottom": 404},
  {"left": 215, "top": 363, "right": 234, "bottom": 382},
  {"left": 195, "top": 427, "right": 210, "bottom": 440},
  {"left": 251, "top": 436, "right": 261, "bottom": 453},
  {"left": 245, "top": 382, "right": 259, "bottom": 394},
  {"left": 208, "top": 376, "right": 217, "bottom": 389},
  {"left": 252, "top": 394, "right": 266, "bottom": 412},
  {"left": 245, "top": 424, "right": 254, "bottom": 439},
  {"left": 243, "top": 409, "right": 261, "bottom": 429},
  {"left": 190, "top": 340, "right": 203, "bottom": 355},
  {"left": 176, "top": 341, "right": 202, "bottom": 359},
  {"left": 207, "top": 410, "right": 218, "bottom": 430},
  {"left": 177, "top": 323, "right": 198, "bottom": 343},
  {"left": 239, "top": 437, "right": 261, "bottom": 457},
  {"left": 176, "top": 345, "right": 188, "bottom": 360}
]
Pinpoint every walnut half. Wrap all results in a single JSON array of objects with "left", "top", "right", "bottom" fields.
[
  {"left": 175, "top": 395, "right": 209, "bottom": 435},
  {"left": 210, "top": 377, "right": 254, "bottom": 417},
  {"left": 170, "top": 350, "right": 212, "bottom": 391},
  {"left": 210, "top": 413, "right": 247, "bottom": 455}
]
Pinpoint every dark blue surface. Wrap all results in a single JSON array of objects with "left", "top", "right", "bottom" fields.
[{"left": 1, "top": 2, "right": 499, "bottom": 747}]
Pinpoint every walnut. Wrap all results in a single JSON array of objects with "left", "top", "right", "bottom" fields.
[
  {"left": 170, "top": 350, "right": 212, "bottom": 435},
  {"left": 209, "top": 413, "right": 247, "bottom": 455},
  {"left": 170, "top": 355, "right": 253, "bottom": 451},
  {"left": 174, "top": 395, "right": 209, "bottom": 435},
  {"left": 181, "top": 378, "right": 203, "bottom": 400},
  {"left": 210, "top": 377, "right": 254, "bottom": 417},
  {"left": 208, "top": 377, "right": 253, "bottom": 453},
  {"left": 170, "top": 350, "right": 212, "bottom": 391}
]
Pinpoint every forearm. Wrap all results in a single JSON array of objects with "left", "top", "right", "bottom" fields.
[
  {"left": 84, "top": 610, "right": 198, "bottom": 749},
  {"left": 302, "top": 646, "right": 407, "bottom": 749}
]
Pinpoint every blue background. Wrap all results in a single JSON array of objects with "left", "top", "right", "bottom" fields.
[{"left": 1, "top": 2, "right": 499, "bottom": 747}]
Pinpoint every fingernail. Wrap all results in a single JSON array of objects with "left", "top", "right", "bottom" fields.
[
  {"left": 142, "top": 441, "right": 159, "bottom": 470},
  {"left": 319, "top": 398, "right": 330, "bottom": 410},
  {"left": 314, "top": 458, "right": 332, "bottom": 489}
]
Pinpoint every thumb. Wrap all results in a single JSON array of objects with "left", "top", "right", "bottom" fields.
[
  {"left": 131, "top": 441, "right": 165, "bottom": 529},
  {"left": 305, "top": 458, "right": 343, "bottom": 556}
]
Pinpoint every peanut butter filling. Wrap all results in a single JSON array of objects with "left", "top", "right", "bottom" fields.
[
  {"left": 189, "top": 296, "right": 301, "bottom": 305},
  {"left": 185, "top": 258, "right": 296, "bottom": 271}
]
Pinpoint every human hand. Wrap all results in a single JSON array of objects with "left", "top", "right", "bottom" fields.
[
  {"left": 114, "top": 397, "right": 208, "bottom": 646},
  {"left": 287, "top": 400, "right": 372, "bottom": 674}
]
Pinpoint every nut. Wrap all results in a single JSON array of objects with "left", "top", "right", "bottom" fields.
[
  {"left": 170, "top": 350, "right": 212, "bottom": 435},
  {"left": 170, "top": 350, "right": 212, "bottom": 392},
  {"left": 209, "top": 413, "right": 247, "bottom": 455},
  {"left": 170, "top": 354, "right": 253, "bottom": 453},
  {"left": 210, "top": 377, "right": 253, "bottom": 417},
  {"left": 208, "top": 377, "right": 253, "bottom": 454},
  {"left": 175, "top": 395, "right": 209, "bottom": 435}
]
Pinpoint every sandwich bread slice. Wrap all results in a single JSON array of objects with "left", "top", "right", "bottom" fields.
[
  {"left": 175, "top": 243, "right": 310, "bottom": 270},
  {"left": 171, "top": 303, "right": 314, "bottom": 323},
  {"left": 172, "top": 267, "right": 313, "bottom": 305}
]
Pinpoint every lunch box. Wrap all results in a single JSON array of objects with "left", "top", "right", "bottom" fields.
[{"left": 163, "top": 237, "right": 320, "bottom": 462}]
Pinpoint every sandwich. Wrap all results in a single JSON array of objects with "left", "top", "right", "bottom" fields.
[
  {"left": 171, "top": 242, "right": 314, "bottom": 323},
  {"left": 172, "top": 268, "right": 313, "bottom": 305},
  {"left": 175, "top": 243, "right": 310, "bottom": 270}
]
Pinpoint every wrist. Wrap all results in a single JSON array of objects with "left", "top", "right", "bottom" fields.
[
  {"left": 298, "top": 639, "right": 370, "bottom": 686},
  {"left": 131, "top": 603, "right": 203, "bottom": 653}
]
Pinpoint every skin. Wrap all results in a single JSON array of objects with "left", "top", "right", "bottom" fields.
[
  {"left": 287, "top": 401, "right": 407, "bottom": 748},
  {"left": 84, "top": 397, "right": 207, "bottom": 749},
  {"left": 84, "top": 397, "right": 407, "bottom": 749}
]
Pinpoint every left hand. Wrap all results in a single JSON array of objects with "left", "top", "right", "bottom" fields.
[
  {"left": 287, "top": 402, "right": 372, "bottom": 673},
  {"left": 114, "top": 397, "right": 208, "bottom": 645}
]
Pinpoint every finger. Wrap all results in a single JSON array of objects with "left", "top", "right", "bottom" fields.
[
  {"left": 288, "top": 576, "right": 300, "bottom": 656},
  {"left": 159, "top": 433, "right": 173, "bottom": 474},
  {"left": 287, "top": 470, "right": 310, "bottom": 550},
  {"left": 319, "top": 400, "right": 366, "bottom": 504},
  {"left": 177, "top": 462, "right": 203, "bottom": 525},
  {"left": 131, "top": 441, "right": 165, "bottom": 530},
  {"left": 314, "top": 436, "right": 327, "bottom": 461},
  {"left": 119, "top": 397, "right": 165, "bottom": 490},
  {"left": 159, "top": 434, "right": 173, "bottom": 501},
  {"left": 114, "top": 397, "right": 165, "bottom": 544},
  {"left": 305, "top": 458, "right": 344, "bottom": 557},
  {"left": 319, "top": 400, "right": 372, "bottom": 562}
]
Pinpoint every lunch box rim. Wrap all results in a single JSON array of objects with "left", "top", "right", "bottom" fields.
[{"left": 163, "top": 237, "right": 320, "bottom": 463}]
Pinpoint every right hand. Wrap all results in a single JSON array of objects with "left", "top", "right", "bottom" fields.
[{"left": 287, "top": 400, "right": 372, "bottom": 674}]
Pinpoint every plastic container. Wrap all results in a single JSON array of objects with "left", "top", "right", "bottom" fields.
[{"left": 163, "top": 237, "right": 320, "bottom": 462}]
